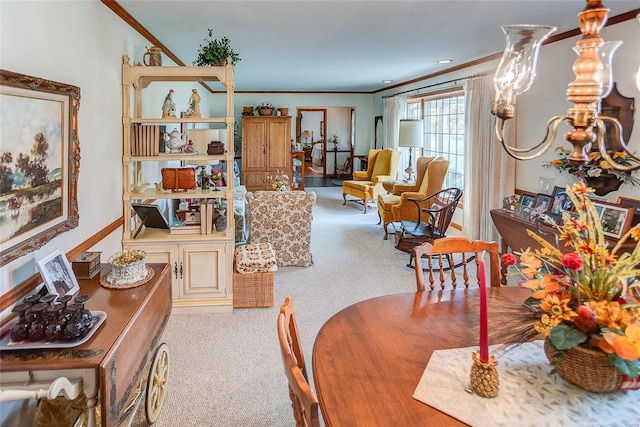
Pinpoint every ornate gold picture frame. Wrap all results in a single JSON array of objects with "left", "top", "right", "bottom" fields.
[{"left": 0, "top": 70, "right": 81, "bottom": 266}]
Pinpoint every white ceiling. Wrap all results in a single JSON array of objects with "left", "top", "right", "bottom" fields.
[{"left": 116, "top": 0, "right": 640, "bottom": 92}]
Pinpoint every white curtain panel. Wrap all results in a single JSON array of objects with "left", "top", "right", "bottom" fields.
[
  {"left": 463, "top": 74, "right": 515, "bottom": 242},
  {"left": 383, "top": 95, "right": 407, "bottom": 150}
]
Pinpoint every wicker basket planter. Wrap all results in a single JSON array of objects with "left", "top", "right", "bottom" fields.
[
  {"left": 543, "top": 338, "right": 623, "bottom": 392},
  {"left": 257, "top": 108, "right": 273, "bottom": 116}
]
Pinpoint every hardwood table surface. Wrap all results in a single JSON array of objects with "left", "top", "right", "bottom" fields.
[{"left": 312, "top": 286, "right": 529, "bottom": 427}]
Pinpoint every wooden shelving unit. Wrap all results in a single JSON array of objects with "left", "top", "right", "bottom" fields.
[{"left": 121, "top": 56, "right": 235, "bottom": 313}]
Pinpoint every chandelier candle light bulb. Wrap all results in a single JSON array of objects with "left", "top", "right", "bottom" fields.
[{"left": 491, "top": 1, "right": 640, "bottom": 173}]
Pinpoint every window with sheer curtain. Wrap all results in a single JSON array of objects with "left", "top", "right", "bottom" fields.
[{"left": 407, "top": 88, "right": 465, "bottom": 190}]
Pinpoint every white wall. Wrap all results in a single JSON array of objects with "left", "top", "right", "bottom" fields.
[
  {"left": 374, "top": 19, "right": 640, "bottom": 202},
  {"left": 515, "top": 20, "right": 640, "bottom": 201},
  {"left": 0, "top": 2, "right": 150, "bottom": 293}
]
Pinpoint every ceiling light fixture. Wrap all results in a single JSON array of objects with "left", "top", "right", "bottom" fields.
[
  {"left": 382, "top": 80, "right": 393, "bottom": 84},
  {"left": 437, "top": 59, "right": 453, "bottom": 64},
  {"left": 491, "top": 0, "right": 639, "bottom": 171}
]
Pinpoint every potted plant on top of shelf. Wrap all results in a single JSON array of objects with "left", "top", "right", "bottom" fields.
[{"left": 193, "top": 28, "right": 241, "bottom": 66}]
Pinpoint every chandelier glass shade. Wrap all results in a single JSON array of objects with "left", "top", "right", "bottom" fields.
[{"left": 491, "top": 0, "right": 640, "bottom": 172}]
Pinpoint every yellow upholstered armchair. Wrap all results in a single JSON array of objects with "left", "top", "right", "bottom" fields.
[
  {"left": 342, "top": 148, "right": 400, "bottom": 213},
  {"left": 377, "top": 157, "right": 449, "bottom": 239}
]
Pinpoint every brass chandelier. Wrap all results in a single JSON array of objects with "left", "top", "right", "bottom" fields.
[{"left": 491, "top": 0, "right": 640, "bottom": 172}]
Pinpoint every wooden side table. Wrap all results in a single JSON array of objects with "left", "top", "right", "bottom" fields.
[{"left": 0, "top": 264, "right": 172, "bottom": 426}]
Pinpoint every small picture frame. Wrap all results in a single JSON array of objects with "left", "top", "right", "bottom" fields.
[
  {"left": 617, "top": 196, "right": 640, "bottom": 227},
  {"left": 519, "top": 194, "right": 536, "bottom": 208},
  {"left": 551, "top": 186, "right": 574, "bottom": 214},
  {"left": 533, "top": 194, "right": 553, "bottom": 216},
  {"left": 36, "top": 249, "right": 80, "bottom": 297},
  {"left": 592, "top": 202, "right": 634, "bottom": 239},
  {"left": 514, "top": 204, "right": 535, "bottom": 221},
  {"left": 540, "top": 211, "right": 560, "bottom": 226}
]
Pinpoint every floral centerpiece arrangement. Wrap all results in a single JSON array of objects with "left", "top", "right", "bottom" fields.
[
  {"left": 269, "top": 170, "right": 289, "bottom": 191},
  {"left": 500, "top": 182, "right": 640, "bottom": 391},
  {"left": 544, "top": 146, "right": 640, "bottom": 186}
]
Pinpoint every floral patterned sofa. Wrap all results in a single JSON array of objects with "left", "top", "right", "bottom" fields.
[{"left": 245, "top": 191, "right": 316, "bottom": 267}]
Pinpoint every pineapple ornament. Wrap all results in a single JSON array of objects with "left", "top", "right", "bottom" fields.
[{"left": 469, "top": 351, "right": 499, "bottom": 398}]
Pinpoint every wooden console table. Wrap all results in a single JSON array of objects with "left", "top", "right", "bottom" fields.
[
  {"left": 490, "top": 209, "right": 635, "bottom": 285},
  {"left": 0, "top": 263, "right": 172, "bottom": 426}
]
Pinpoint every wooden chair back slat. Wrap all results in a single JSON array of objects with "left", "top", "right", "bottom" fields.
[{"left": 414, "top": 237, "right": 501, "bottom": 292}]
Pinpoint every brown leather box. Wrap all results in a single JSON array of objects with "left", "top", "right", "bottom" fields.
[
  {"left": 161, "top": 167, "right": 197, "bottom": 191},
  {"left": 207, "top": 141, "right": 225, "bottom": 155}
]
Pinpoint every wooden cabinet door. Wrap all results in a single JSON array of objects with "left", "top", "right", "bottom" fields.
[
  {"left": 126, "top": 243, "right": 179, "bottom": 300},
  {"left": 266, "top": 118, "right": 290, "bottom": 171},
  {"left": 243, "top": 119, "right": 267, "bottom": 171},
  {"left": 180, "top": 242, "right": 232, "bottom": 300},
  {"left": 243, "top": 171, "right": 268, "bottom": 189}
]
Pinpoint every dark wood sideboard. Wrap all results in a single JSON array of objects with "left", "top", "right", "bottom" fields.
[
  {"left": 491, "top": 209, "right": 636, "bottom": 285},
  {"left": 0, "top": 263, "right": 172, "bottom": 426}
]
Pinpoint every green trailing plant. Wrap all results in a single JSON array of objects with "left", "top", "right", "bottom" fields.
[{"left": 194, "top": 28, "right": 241, "bottom": 66}]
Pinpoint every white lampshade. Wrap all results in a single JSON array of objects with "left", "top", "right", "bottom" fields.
[
  {"left": 186, "top": 128, "right": 222, "bottom": 166},
  {"left": 398, "top": 119, "right": 424, "bottom": 148}
]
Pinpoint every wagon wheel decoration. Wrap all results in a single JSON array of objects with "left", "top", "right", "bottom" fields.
[{"left": 145, "top": 342, "right": 169, "bottom": 424}]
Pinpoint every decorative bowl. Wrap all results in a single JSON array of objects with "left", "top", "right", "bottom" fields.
[{"left": 106, "top": 249, "right": 148, "bottom": 286}]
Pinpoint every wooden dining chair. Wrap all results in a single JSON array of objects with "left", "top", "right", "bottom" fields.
[
  {"left": 277, "top": 297, "right": 320, "bottom": 427},
  {"left": 413, "top": 237, "right": 501, "bottom": 291}
]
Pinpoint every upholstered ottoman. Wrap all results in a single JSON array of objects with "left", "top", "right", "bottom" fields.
[{"left": 233, "top": 243, "right": 277, "bottom": 308}]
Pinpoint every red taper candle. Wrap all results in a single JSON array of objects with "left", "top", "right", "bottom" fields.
[{"left": 478, "top": 259, "right": 489, "bottom": 363}]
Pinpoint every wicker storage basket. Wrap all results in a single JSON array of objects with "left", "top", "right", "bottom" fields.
[
  {"left": 543, "top": 338, "right": 623, "bottom": 392},
  {"left": 233, "top": 269, "right": 274, "bottom": 308}
]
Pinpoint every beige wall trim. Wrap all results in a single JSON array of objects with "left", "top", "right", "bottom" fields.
[{"left": 0, "top": 217, "right": 124, "bottom": 312}]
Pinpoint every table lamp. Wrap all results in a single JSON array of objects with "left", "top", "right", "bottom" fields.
[
  {"left": 398, "top": 119, "right": 424, "bottom": 182},
  {"left": 301, "top": 130, "right": 312, "bottom": 146}
]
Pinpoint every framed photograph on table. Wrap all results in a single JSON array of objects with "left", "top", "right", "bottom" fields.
[
  {"left": 551, "top": 186, "right": 574, "bottom": 214},
  {"left": 593, "top": 202, "right": 634, "bottom": 239},
  {"left": 540, "top": 211, "right": 560, "bottom": 226},
  {"left": 533, "top": 194, "right": 553, "bottom": 216},
  {"left": 36, "top": 249, "right": 80, "bottom": 297},
  {"left": 617, "top": 196, "right": 640, "bottom": 226},
  {"left": 519, "top": 194, "right": 536, "bottom": 208}
]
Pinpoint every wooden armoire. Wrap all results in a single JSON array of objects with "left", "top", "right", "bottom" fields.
[{"left": 241, "top": 115, "right": 291, "bottom": 191}]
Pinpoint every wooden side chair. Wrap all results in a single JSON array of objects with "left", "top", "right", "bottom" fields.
[
  {"left": 413, "top": 237, "right": 501, "bottom": 291},
  {"left": 277, "top": 297, "right": 320, "bottom": 427}
]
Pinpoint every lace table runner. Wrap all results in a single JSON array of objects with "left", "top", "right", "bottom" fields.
[{"left": 413, "top": 340, "right": 639, "bottom": 427}]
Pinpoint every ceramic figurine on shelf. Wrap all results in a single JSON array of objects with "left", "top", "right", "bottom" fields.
[
  {"left": 163, "top": 128, "right": 187, "bottom": 153},
  {"left": 161, "top": 89, "right": 177, "bottom": 118},
  {"left": 184, "top": 89, "right": 201, "bottom": 118},
  {"left": 184, "top": 139, "right": 195, "bottom": 153}
]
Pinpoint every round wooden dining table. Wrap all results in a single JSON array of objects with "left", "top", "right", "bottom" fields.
[{"left": 312, "top": 286, "right": 529, "bottom": 427}]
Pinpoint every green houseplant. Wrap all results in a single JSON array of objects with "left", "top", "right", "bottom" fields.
[{"left": 194, "top": 28, "right": 241, "bottom": 66}]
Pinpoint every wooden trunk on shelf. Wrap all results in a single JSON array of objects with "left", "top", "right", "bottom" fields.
[{"left": 241, "top": 116, "right": 291, "bottom": 191}]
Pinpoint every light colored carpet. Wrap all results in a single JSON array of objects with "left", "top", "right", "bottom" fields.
[{"left": 132, "top": 186, "right": 443, "bottom": 426}]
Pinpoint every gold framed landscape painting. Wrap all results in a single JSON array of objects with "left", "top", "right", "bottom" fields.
[{"left": 0, "top": 70, "right": 80, "bottom": 266}]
